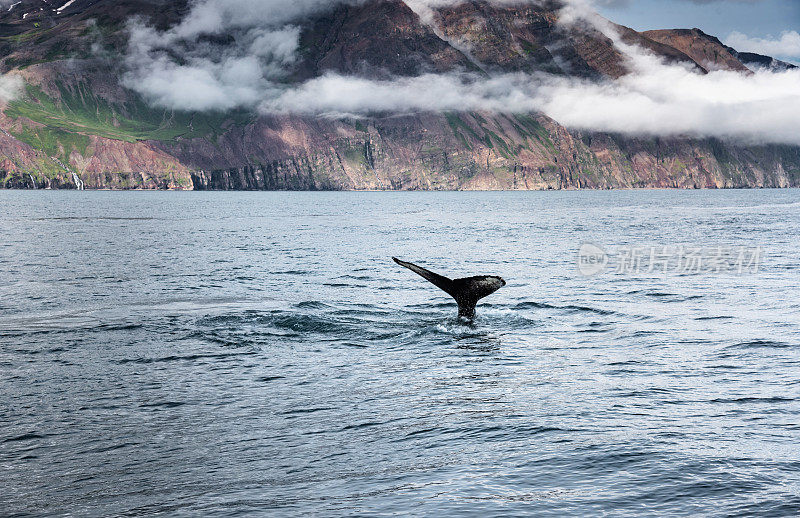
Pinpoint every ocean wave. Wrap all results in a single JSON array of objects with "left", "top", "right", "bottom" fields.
[
  {"left": 726, "top": 339, "right": 793, "bottom": 350},
  {"left": 511, "top": 301, "right": 617, "bottom": 316}
]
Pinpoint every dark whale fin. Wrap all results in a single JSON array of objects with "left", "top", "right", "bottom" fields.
[
  {"left": 392, "top": 257, "right": 506, "bottom": 319},
  {"left": 392, "top": 257, "right": 456, "bottom": 296}
]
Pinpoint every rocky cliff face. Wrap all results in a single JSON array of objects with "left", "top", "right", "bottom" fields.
[
  {"left": 641, "top": 28, "right": 751, "bottom": 73},
  {"left": 642, "top": 28, "right": 797, "bottom": 73},
  {"left": 1, "top": 0, "right": 798, "bottom": 190}
]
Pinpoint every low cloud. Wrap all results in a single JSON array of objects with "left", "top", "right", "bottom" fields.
[
  {"left": 123, "top": 0, "right": 800, "bottom": 145},
  {"left": 725, "top": 30, "right": 800, "bottom": 60},
  {"left": 263, "top": 65, "right": 800, "bottom": 145},
  {"left": 599, "top": 0, "right": 765, "bottom": 6},
  {"left": 121, "top": 0, "right": 317, "bottom": 111},
  {"left": 0, "top": 74, "right": 23, "bottom": 102},
  {"left": 124, "top": 17, "right": 294, "bottom": 111},
  {"left": 538, "top": 66, "right": 800, "bottom": 145}
]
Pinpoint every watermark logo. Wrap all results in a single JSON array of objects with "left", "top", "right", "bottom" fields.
[
  {"left": 578, "top": 244, "right": 764, "bottom": 277},
  {"left": 578, "top": 243, "right": 609, "bottom": 276}
]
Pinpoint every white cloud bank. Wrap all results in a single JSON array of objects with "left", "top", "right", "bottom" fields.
[
  {"left": 725, "top": 30, "right": 800, "bottom": 60},
  {"left": 0, "top": 74, "right": 23, "bottom": 102},
  {"left": 265, "top": 67, "right": 800, "bottom": 145},
  {"left": 123, "top": 0, "right": 800, "bottom": 145}
]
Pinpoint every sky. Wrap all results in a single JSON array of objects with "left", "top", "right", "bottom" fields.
[{"left": 597, "top": 0, "right": 800, "bottom": 62}]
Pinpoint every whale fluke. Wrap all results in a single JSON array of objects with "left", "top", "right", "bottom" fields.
[{"left": 392, "top": 257, "right": 506, "bottom": 319}]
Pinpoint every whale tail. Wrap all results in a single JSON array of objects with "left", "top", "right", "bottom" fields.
[{"left": 392, "top": 257, "right": 506, "bottom": 319}]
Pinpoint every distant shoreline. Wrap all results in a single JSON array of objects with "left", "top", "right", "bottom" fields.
[{"left": 2, "top": 186, "right": 797, "bottom": 192}]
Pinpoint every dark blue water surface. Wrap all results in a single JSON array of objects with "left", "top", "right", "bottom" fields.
[{"left": 1, "top": 190, "right": 799, "bottom": 516}]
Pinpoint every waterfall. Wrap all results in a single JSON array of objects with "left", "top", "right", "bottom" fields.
[
  {"left": 29, "top": 174, "right": 37, "bottom": 189},
  {"left": 71, "top": 172, "right": 84, "bottom": 190}
]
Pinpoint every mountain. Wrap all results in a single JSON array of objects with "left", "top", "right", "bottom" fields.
[
  {"left": 0, "top": 0, "right": 798, "bottom": 190},
  {"left": 642, "top": 28, "right": 797, "bottom": 73}
]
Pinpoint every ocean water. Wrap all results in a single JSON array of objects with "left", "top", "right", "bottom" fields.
[{"left": 1, "top": 190, "right": 799, "bottom": 516}]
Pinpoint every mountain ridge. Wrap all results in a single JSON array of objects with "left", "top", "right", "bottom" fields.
[{"left": 1, "top": 0, "right": 798, "bottom": 190}]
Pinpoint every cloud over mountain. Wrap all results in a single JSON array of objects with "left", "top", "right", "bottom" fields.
[
  {"left": 724, "top": 30, "right": 800, "bottom": 60},
  {"left": 0, "top": 73, "right": 23, "bottom": 102},
  {"left": 121, "top": 0, "right": 800, "bottom": 145}
]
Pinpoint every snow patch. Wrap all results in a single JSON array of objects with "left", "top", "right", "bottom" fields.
[{"left": 56, "top": 0, "right": 76, "bottom": 14}]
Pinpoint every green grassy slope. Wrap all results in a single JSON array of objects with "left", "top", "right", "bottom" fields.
[{"left": 5, "top": 81, "right": 255, "bottom": 159}]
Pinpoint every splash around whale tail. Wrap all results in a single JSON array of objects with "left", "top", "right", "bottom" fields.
[{"left": 392, "top": 257, "right": 506, "bottom": 319}]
